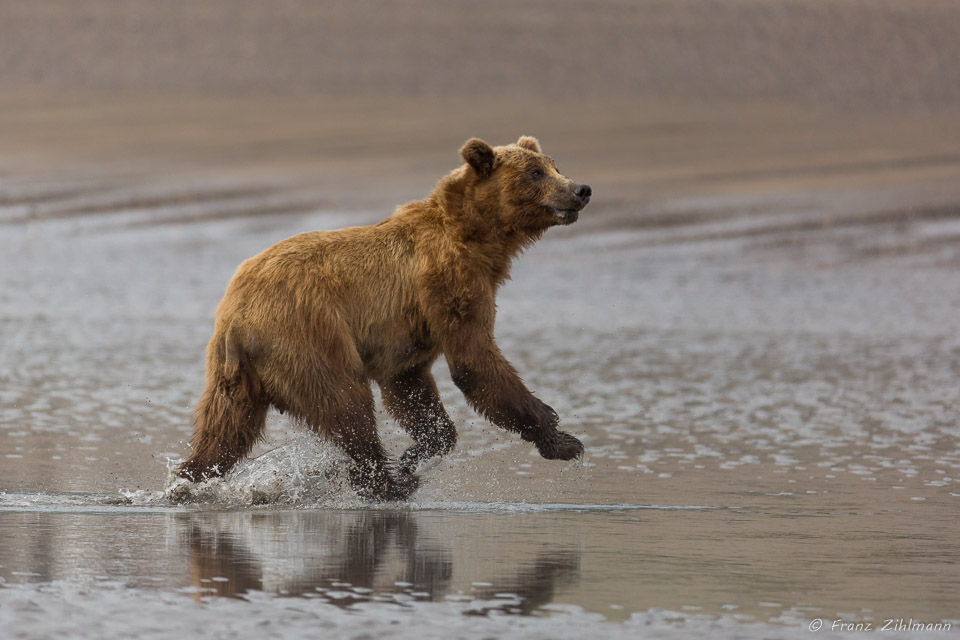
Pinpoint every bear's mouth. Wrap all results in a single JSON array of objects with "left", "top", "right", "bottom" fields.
[{"left": 549, "top": 208, "right": 580, "bottom": 225}]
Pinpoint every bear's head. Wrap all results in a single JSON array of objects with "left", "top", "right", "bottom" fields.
[{"left": 459, "top": 136, "right": 592, "bottom": 230}]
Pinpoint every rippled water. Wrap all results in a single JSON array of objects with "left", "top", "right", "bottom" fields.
[{"left": 2, "top": 171, "right": 960, "bottom": 638}]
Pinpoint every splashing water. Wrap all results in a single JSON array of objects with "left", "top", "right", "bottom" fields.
[{"left": 120, "top": 435, "right": 358, "bottom": 507}]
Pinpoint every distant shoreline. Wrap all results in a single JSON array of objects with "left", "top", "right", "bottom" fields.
[{"left": 2, "top": 0, "right": 959, "bottom": 112}]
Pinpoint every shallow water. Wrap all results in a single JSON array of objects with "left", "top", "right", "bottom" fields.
[
  {"left": 1, "top": 492, "right": 957, "bottom": 638},
  {"left": 3, "top": 167, "right": 960, "bottom": 638}
]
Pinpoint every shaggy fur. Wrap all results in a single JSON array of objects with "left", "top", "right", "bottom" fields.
[{"left": 178, "top": 136, "right": 592, "bottom": 500}]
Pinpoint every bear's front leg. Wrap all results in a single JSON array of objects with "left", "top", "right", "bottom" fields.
[
  {"left": 429, "top": 286, "right": 583, "bottom": 463},
  {"left": 449, "top": 358, "right": 584, "bottom": 462},
  {"left": 523, "top": 400, "right": 585, "bottom": 461}
]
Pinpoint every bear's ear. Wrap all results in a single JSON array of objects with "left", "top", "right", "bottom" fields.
[
  {"left": 460, "top": 138, "right": 496, "bottom": 178},
  {"left": 516, "top": 136, "right": 541, "bottom": 153}
]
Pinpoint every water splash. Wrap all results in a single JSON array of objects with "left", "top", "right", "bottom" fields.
[{"left": 124, "top": 435, "right": 357, "bottom": 507}]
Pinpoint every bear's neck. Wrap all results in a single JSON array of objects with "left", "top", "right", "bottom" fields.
[{"left": 457, "top": 204, "right": 539, "bottom": 286}]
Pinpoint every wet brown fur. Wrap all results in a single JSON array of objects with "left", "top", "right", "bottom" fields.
[{"left": 178, "top": 136, "right": 590, "bottom": 500}]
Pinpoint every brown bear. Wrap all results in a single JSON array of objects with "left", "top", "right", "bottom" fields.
[{"left": 178, "top": 136, "right": 592, "bottom": 500}]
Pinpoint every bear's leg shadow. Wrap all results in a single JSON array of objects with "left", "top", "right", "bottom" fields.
[{"left": 379, "top": 364, "right": 457, "bottom": 475}]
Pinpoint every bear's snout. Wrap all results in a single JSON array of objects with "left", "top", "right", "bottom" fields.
[
  {"left": 574, "top": 184, "right": 592, "bottom": 207},
  {"left": 547, "top": 182, "right": 591, "bottom": 225}
]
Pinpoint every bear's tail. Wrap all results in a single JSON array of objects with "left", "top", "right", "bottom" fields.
[{"left": 178, "top": 326, "right": 268, "bottom": 482}]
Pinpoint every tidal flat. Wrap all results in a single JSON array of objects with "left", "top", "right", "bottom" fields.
[{"left": 3, "top": 2, "right": 960, "bottom": 636}]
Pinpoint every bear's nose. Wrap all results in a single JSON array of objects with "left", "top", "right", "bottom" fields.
[{"left": 575, "top": 184, "right": 592, "bottom": 203}]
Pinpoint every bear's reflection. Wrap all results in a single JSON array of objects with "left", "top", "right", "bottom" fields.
[
  {"left": 465, "top": 548, "right": 581, "bottom": 615},
  {"left": 177, "top": 510, "right": 579, "bottom": 615}
]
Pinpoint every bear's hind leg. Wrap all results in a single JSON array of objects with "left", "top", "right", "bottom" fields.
[
  {"left": 380, "top": 364, "right": 457, "bottom": 475},
  {"left": 179, "top": 369, "right": 268, "bottom": 482}
]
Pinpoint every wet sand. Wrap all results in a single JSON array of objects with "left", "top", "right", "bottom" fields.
[{"left": 3, "top": 1, "right": 960, "bottom": 638}]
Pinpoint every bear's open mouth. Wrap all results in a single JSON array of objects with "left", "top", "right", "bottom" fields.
[{"left": 550, "top": 208, "right": 580, "bottom": 225}]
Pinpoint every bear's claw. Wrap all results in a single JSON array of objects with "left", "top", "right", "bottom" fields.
[{"left": 535, "top": 430, "right": 584, "bottom": 461}]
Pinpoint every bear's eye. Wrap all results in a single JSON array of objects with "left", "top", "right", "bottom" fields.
[{"left": 530, "top": 168, "right": 544, "bottom": 180}]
